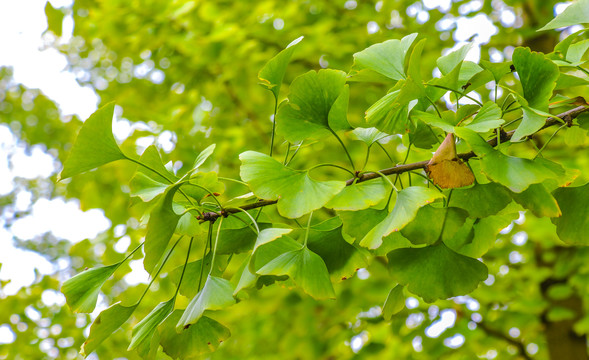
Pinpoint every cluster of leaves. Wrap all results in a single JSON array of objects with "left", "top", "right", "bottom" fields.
[{"left": 58, "top": 4, "right": 589, "bottom": 359}]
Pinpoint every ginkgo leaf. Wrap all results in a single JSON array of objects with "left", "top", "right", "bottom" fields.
[
  {"left": 191, "top": 144, "right": 216, "bottom": 171},
  {"left": 445, "top": 212, "right": 518, "bottom": 258},
  {"left": 161, "top": 312, "right": 231, "bottom": 359},
  {"left": 360, "top": 187, "right": 445, "bottom": 249},
  {"left": 479, "top": 60, "right": 512, "bottom": 83},
  {"left": 350, "top": 127, "right": 390, "bottom": 145},
  {"left": 463, "top": 101, "right": 504, "bottom": 132},
  {"left": 239, "top": 151, "right": 346, "bottom": 218},
  {"left": 306, "top": 217, "right": 368, "bottom": 281},
  {"left": 81, "top": 302, "right": 137, "bottom": 356},
  {"left": 169, "top": 253, "right": 228, "bottom": 299},
  {"left": 448, "top": 182, "right": 512, "bottom": 218},
  {"left": 455, "top": 127, "right": 565, "bottom": 192},
  {"left": 510, "top": 183, "right": 561, "bottom": 218},
  {"left": 552, "top": 182, "right": 589, "bottom": 245},
  {"left": 258, "top": 36, "right": 303, "bottom": 100},
  {"left": 177, "top": 275, "right": 235, "bottom": 331},
  {"left": 351, "top": 33, "right": 418, "bottom": 81},
  {"left": 387, "top": 242, "right": 488, "bottom": 303},
  {"left": 61, "top": 263, "right": 119, "bottom": 313},
  {"left": 257, "top": 246, "right": 336, "bottom": 300},
  {"left": 383, "top": 285, "right": 405, "bottom": 320},
  {"left": 339, "top": 207, "right": 388, "bottom": 243},
  {"left": 144, "top": 183, "right": 183, "bottom": 274},
  {"left": 60, "top": 102, "right": 127, "bottom": 179},
  {"left": 325, "top": 178, "right": 387, "bottom": 211},
  {"left": 426, "top": 133, "right": 475, "bottom": 189},
  {"left": 538, "top": 0, "right": 589, "bottom": 31},
  {"left": 275, "top": 69, "right": 351, "bottom": 142},
  {"left": 130, "top": 145, "right": 177, "bottom": 202},
  {"left": 252, "top": 228, "right": 293, "bottom": 253},
  {"left": 128, "top": 297, "right": 175, "bottom": 351},
  {"left": 400, "top": 206, "right": 468, "bottom": 245}
]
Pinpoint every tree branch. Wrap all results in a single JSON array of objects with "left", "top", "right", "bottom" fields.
[
  {"left": 476, "top": 321, "right": 532, "bottom": 360},
  {"left": 198, "top": 105, "right": 589, "bottom": 221}
]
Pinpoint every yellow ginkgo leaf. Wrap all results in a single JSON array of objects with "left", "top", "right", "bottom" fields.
[{"left": 426, "top": 133, "right": 475, "bottom": 189}]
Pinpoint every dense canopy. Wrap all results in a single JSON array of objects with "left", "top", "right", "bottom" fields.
[{"left": 1, "top": 0, "right": 589, "bottom": 359}]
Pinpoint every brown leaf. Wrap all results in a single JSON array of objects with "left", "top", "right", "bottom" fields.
[{"left": 426, "top": 133, "right": 475, "bottom": 189}]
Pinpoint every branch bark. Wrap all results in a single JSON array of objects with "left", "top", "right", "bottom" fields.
[{"left": 198, "top": 105, "right": 589, "bottom": 221}]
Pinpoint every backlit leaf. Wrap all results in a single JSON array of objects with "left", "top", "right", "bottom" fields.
[
  {"left": 239, "top": 151, "right": 346, "bottom": 218},
  {"left": 128, "top": 297, "right": 175, "bottom": 351},
  {"left": 81, "top": 302, "right": 137, "bottom": 356},
  {"left": 325, "top": 178, "right": 387, "bottom": 211},
  {"left": 538, "top": 0, "right": 589, "bottom": 31},
  {"left": 455, "top": 127, "right": 565, "bottom": 192},
  {"left": 360, "top": 187, "right": 445, "bottom": 249},
  {"left": 60, "top": 103, "right": 126, "bottom": 179},
  {"left": 62, "top": 264, "right": 119, "bottom": 313},
  {"left": 400, "top": 206, "right": 468, "bottom": 245},
  {"left": 177, "top": 275, "right": 236, "bottom": 330},
  {"left": 510, "top": 183, "right": 561, "bottom": 218},
  {"left": 383, "top": 285, "right": 405, "bottom": 320},
  {"left": 258, "top": 36, "right": 304, "bottom": 100},
  {"left": 276, "top": 69, "right": 351, "bottom": 142},
  {"left": 257, "top": 246, "right": 336, "bottom": 300},
  {"left": 463, "top": 101, "right": 504, "bottom": 132},
  {"left": 448, "top": 182, "right": 512, "bottom": 218}
]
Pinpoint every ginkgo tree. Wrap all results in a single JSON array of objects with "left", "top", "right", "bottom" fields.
[{"left": 49, "top": 1, "right": 589, "bottom": 359}]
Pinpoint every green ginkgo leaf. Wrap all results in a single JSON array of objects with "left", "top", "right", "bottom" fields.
[
  {"left": 177, "top": 275, "right": 235, "bottom": 331},
  {"left": 400, "top": 206, "right": 468, "bottom": 246},
  {"left": 61, "top": 263, "right": 120, "bottom": 313},
  {"left": 479, "top": 60, "right": 512, "bottom": 83},
  {"left": 258, "top": 36, "right": 304, "bottom": 100},
  {"left": 252, "top": 228, "right": 293, "bottom": 253},
  {"left": 60, "top": 102, "right": 127, "bottom": 179},
  {"left": 445, "top": 212, "right": 518, "bottom": 258},
  {"left": 448, "top": 182, "right": 512, "bottom": 218},
  {"left": 81, "top": 302, "right": 137, "bottom": 356},
  {"left": 306, "top": 217, "right": 368, "bottom": 281},
  {"left": 463, "top": 101, "right": 504, "bottom": 132},
  {"left": 350, "top": 127, "right": 391, "bottom": 145},
  {"left": 257, "top": 246, "right": 336, "bottom": 300},
  {"left": 552, "top": 182, "right": 589, "bottom": 245},
  {"left": 128, "top": 297, "right": 175, "bottom": 351},
  {"left": 455, "top": 127, "right": 565, "bottom": 192},
  {"left": 510, "top": 183, "right": 561, "bottom": 218},
  {"left": 169, "top": 253, "right": 228, "bottom": 299},
  {"left": 191, "top": 144, "right": 216, "bottom": 172},
  {"left": 130, "top": 145, "right": 177, "bottom": 202},
  {"left": 276, "top": 69, "right": 351, "bottom": 142},
  {"left": 144, "top": 183, "right": 183, "bottom": 274},
  {"left": 387, "top": 242, "right": 488, "bottom": 303},
  {"left": 383, "top": 285, "right": 405, "bottom": 320},
  {"left": 538, "top": 0, "right": 589, "bottom": 31},
  {"left": 351, "top": 33, "right": 418, "bottom": 81},
  {"left": 160, "top": 311, "right": 231, "bottom": 359},
  {"left": 325, "top": 178, "right": 387, "bottom": 211},
  {"left": 360, "top": 187, "right": 445, "bottom": 249},
  {"left": 239, "top": 151, "right": 346, "bottom": 218},
  {"left": 339, "top": 207, "right": 388, "bottom": 243}
]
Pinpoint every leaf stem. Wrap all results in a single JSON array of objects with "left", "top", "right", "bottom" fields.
[
  {"left": 308, "top": 163, "right": 356, "bottom": 177},
  {"left": 286, "top": 141, "right": 304, "bottom": 166},
  {"left": 217, "top": 177, "right": 249, "bottom": 187},
  {"left": 376, "top": 142, "right": 394, "bottom": 163},
  {"left": 174, "top": 237, "right": 194, "bottom": 297},
  {"left": 425, "top": 84, "right": 483, "bottom": 106},
  {"left": 138, "top": 236, "right": 184, "bottom": 304},
  {"left": 329, "top": 129, "right": 355, "bottom": 170},
  {"left": 409, "top": 171, "right": 444, "bottom": 194},
  {"left": 227, "top": 208, "right": 260, "bottom": 234},
  {"left": 533, "top": 124, "right": 568, "bottom": 160},
  {"left": 270, "top": 100, "right": 278, "bottom": 157},
  {"left": 209, "top": 218, "right": 224, "bottom": 275},
  {"left": 361, "top": 146, "right": 372, "bottom": 172},
  {"left": 197, "top": 224, "right": 212, "bottom": 292},
  {"left": 186, "top": 183, "right": 223, "bottom": 209},
  {"left": 303, "top": 211, "right": 313, "bottom": 247},
  {"left": 372, "top": 170, "right": 398, "bottom": 192}
]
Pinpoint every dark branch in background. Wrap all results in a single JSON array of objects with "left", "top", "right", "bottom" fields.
[
  {"left": 476, "top": 321, "right": 532, "bottom": 360},
  {"left": 198, "top": 105, "right": 589, "bottom": 222}
]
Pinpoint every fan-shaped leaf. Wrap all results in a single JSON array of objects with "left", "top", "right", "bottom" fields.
[
  {"left": 538, "top": 0, "right": 589, "bottom": 31},
  {"left": 128, "top": 297, "right": 175, "bottom": 351},
  {"left": 258, "top": 36, "right": 303, "bottom": 100},
  {"left": 383, "top": 285, "right": 405, "bottom": 320},
  {"left": 326, "top": 178, "right": 387, "bottom": 211},
  {"left": 387, "top": 242, "right": 488, "bottom": 303},
  {"left": 552, "top": 182, "right": 589, "bottom": 245},
  {"left": 60, "top": 103, "right": 126, "bottom": 179},
  {"left": 239, "top": 151, "right": 346, "bottom": 218},
  {"left": 62, "top": 264, "right": 119, "bottom": 313},
  {"left": 177, "top": 275, "right": 235, "bottom": 330},
  {"left": 81, "top": 302, "right": 137, "bottom": 356}
]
